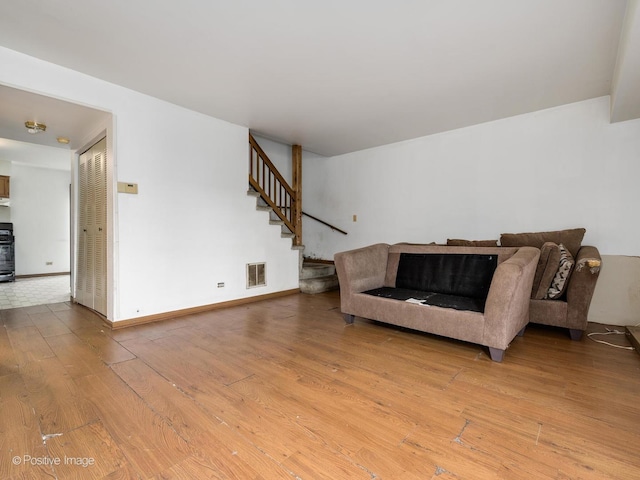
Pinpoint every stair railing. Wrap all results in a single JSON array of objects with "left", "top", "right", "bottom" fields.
[
  {"left": 249, "top": 134, "right": 297, "bottom": 236},
  {"left": 302, "top": 211, "right": 348, "bottom": 235}
]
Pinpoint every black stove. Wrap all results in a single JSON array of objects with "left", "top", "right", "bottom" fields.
[{"left": 0, "top": 222, "right": 15, "bottom": 282}]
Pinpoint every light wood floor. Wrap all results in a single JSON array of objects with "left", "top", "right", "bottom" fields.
[{"left": 1, "top": 291, "right": 639, "bottom": 479}]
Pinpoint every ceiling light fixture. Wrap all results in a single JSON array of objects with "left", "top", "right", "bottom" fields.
[
  {"left": 25, "top": 121, "right": 47, "bottom": 134},
  {"left": 57, "top": 137, "right": 70, "bottom": 144}
]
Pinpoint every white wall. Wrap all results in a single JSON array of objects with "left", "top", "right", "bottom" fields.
[
  {"left": 303, "top": 96, "right": 640, "bottom": 258},
  {"left": 590, "top": 255, "right": 640, "bottom": 326},
  {"left": 0, "top": 47, "right": 299, "bottom": 322},
  {"left": 10, "top": 164, "right": 70, "bottom": 275},
  {"left": 303, "top": 96, "right": 640, "bottom": 325}
]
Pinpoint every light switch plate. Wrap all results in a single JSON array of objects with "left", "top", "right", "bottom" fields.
[{"left": 117, "top": 182, "right": 138, "bottom": 194}]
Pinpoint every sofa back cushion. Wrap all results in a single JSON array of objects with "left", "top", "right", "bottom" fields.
[
  {"left": 395, "top": 253, "right": 498, "bottom": 299},
  {"left": 531, "top": 242, "right": 562, "bottom": 299},
  {"left": 446, "top": 238, "right": 499, "bottom": 247},
  {"left": 384, "top": 244, "right": 519, "bottom": 288},
  {"left": 499, "top": 228, "right": 585, "bottom": 258}
]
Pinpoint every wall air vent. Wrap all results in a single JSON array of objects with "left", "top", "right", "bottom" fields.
[{"left": 247, "top": 262, "right": 266, "bottom": 288}]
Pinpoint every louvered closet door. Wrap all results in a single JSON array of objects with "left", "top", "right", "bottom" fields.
[
  {"left": 76, "top": 151, "right": 89, "bottom": 307},
  {"left": 92, "top": 140, "right": 107, "bottom": 315},
  {"left": 76, "top": 137, "right": 107, "bottom": 316}
]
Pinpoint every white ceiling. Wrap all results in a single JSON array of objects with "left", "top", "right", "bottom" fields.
[
  {"left": 0, "top": 85, "right": 112, "bottom": 170},
  {"left": 0, "top": 0, "right": 638, "bottom": 158}
]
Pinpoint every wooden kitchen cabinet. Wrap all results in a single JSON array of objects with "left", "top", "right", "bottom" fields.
[{"left": 0, "top": 176, "right": 9, "bottom": 198}]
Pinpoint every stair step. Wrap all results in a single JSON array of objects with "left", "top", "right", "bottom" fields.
[
  {"left": 300, "top": 263, "right": 336, "bottom": 279},
  {"left": 299, "top": 274, "right": 339, "bottom": 294},
  {"left": 248, "top": 187, "right": 299, "bottom": 251}
]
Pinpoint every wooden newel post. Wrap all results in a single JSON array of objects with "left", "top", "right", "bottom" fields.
[{"left": 292, "top": 144, "right": 302, "bottom": 246}]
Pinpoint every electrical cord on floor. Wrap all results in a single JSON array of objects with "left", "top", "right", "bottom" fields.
[{"left": 587, "top": 325, "right": 636, "bottom": 351}]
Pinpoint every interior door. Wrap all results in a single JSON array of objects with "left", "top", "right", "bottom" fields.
[{"left": 76, "top": 137, "right": 107, "bottom": 315}]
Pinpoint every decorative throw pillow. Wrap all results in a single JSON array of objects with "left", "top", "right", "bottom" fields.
[
  {"left": 500, "top": 228, "right": 585, "bottom": 258},
  {"left": 546, "top": 244, "right": 574, "bottom": 299},
  {"left": 531, "top": 242, "right": 562, "bottom": 299},
  {"left": 446, "top": 239, "right": 499, "bottom": 247}
]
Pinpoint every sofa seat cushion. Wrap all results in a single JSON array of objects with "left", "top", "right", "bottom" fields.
[
  {"left": 363, "top": 286, "right": 486, "bottom": 313},
  {"left": 529, "top": 298, "right": 568, "bottom": 327}
]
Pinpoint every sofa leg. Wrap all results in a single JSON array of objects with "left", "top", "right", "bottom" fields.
[
  {"left": 517, "top": 326, "right": 526, "bottom": 337},
  {"left": 488, "top": 348, "right": 505, "bottom": 362},
  {"left": 343, "top": 313, "right": 355, "bottom": 325},
  {"left": 569, "top": 329, "right": 584, "bottom": 341}
]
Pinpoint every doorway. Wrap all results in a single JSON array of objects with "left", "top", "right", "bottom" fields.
[{"left": 0, "top": 84, "right": 112, "bottom": 312}]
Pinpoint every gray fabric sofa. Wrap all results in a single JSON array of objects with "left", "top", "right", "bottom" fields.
[
  {"left": 446, "top": 228, "right": 602, "bottom": 339},
  {"left": 499, "top": 228, "right": 601, "bottom": 340},
  {"left": 334, "top": 243, "right": 540, "bottom": 362}
]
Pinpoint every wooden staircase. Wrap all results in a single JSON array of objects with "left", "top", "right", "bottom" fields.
[
  {"left": 299, "top": 261, "right": 339, "bottom": 294},
  {"left": 246, "top": 188, "right": 300, "bottom": 246},
  {"left": 248, "top": 133, "right": 340, "bottom": 294},
  {"left": 247, "top": 188, "right": 338, "bottom": 293}
]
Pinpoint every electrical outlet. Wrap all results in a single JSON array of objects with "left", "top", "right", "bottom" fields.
[
  {"left": 46, "top": 261, "right": 53, "bottom": 265},
  {"left": 217, "top": 282, "right": 225, "bottom": 288},
  {"left": 353, "top": 214, "right": 357, "bottom": 222}
]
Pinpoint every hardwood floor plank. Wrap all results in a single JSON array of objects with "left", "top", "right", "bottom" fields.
[
  {"left": 45, "top": 302, "right": 72, "bottom": 312},
  {"left": 157, "top": 422, "right": 297, "bottom": 480},
  {"left": 151, "top": 455, "right": 228, "bottom": 480},
  {"left": 397, "top": 430, "right": 503, "bottom": 480},
  {"left": 44, "top": 333, "right": 111, "bottom": 379},
  {"left": 19, "top": 357, "right": 98, "bottom": 435},
  {"left": 121, "top": 337, "right": 305, "bottom": 464},
  {"left": 1, "top": 309, "right": 34, "bottom": 329},
  {"left": 0, "top": 374, "right": 54, "bottom": 479},
  {"left": 190, "top": 377, "right": 308, "bottom": 463},
  {"left": 153, "top": 333, "right": 254, "bottom": 385},
  {"left": 281, "top": 449, "right": 372, "bottom": 480},
  {"left": 230, "top": 358, "right": 467, "bottom": 479},
  {"left": 110, "top": 358, "right": 223, "bottom": 442},
  {"left": 5, "top": 326, "right": 55, "bottom": 366},
  {"left": 21, "top": 305, "right": 51, "bottom": 315},
  {"left": 52, "top": 307, "right": 105, "bottom": 332},
  {"left": 126, "top": 316, "right": 200, "bottom": 342},
  {"left": 2, "top": 293, "right": 639, "bottom": 479},
  {"left": 72, "top": 326, "right": 136, "bottom": 365},
  {"left": 74, "top": 370, "right": 191, "bottom": 478},
  {"left": 45, "top": 420, "right": 131, "bottom": 479},
  {"left": 0, "top": 324, "right": 19, "bottom": 378},
  {"left": 28, "top": 311, "right": 71, "bottom": 338},
  {"left": 118, "top": 336, "right": 248, "bottom": 397}
]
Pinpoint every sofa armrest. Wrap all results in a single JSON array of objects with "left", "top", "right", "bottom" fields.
[
  {"left": 483, "top": 246, "right": 540, "bottom": 349},
  {"left": 565, "top": 245, "right": 601, "bottom": 330},
  {"left": 334, "top": 244, "right": 389, "bottom": 311}
]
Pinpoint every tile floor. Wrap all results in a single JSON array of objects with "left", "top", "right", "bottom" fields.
[{"left": 0, "top": 274, "right": 71, "bottom": 309}]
